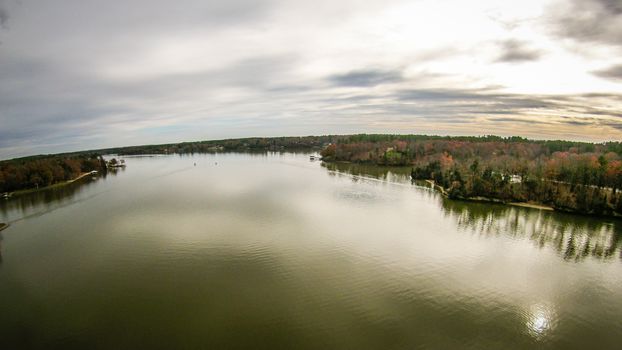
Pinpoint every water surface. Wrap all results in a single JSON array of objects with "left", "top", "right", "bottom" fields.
[{"left": 1, "top": 153, "right": 621, "bottom": 349}]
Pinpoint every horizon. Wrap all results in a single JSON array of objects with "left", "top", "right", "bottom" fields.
[
  {"left": 2, "top": 132, "right": 620, "bottom": 161},
  {"left": 1, "top": 0, "right": 621, "bottom": 159}
]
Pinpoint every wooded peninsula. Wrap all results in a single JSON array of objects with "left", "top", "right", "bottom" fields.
[
  {"left": 320, "top": 135, "right": 622, "bottom": 217},
  {"left": 2, "top": 134, "right": 621, "bottom": 217},
  {"left": 0, "top": 154, "right": 107, "bottom": 194}
]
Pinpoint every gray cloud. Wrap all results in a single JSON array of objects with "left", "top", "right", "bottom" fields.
[
  {"left": 0, "top": 51, "right": 313, "bottom": 158},
  {"left": 0, "top": 8, "right": 7, "bottom": 29},
  {"left": 0, "top": 0, "right": 10, "bottom": 30},
  {"left": 495, "top": 40, "right": 541, "bottom": 63},
  {"left": 552, "top": 0, "right": 622, "bottom": 47},
  {"left": 328, "top": 69, "right": 403, "bottom": 87},
  {"left": 491, "top": 117, "right": 553, "bottom": 125},
  {"left": 392, "top": 88, "right": 622, "bottom": 129},
  {"left": 397, "top": 88, "right": 506, "bottom": 101},
  {"left": 604, "top": 122, "right": 622, "bottom": 131},
  {"left": 594, "top": 0, "right": 622, "bottom": 14},
  {"left": 313, "top": 86, "right": 622, "bottom": 136},
  {"left": 593, "top": 64, "right": 622, "bottom": 81}
]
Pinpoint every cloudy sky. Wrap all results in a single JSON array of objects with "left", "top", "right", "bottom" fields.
[{"left": 1, "top": 0, "right": 621, "bottom": 159}]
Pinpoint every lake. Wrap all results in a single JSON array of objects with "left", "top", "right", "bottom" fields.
[{"left": 1, "top": 152, "right": 621, "bottom": 349}]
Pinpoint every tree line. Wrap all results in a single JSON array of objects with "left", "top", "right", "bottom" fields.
[
  {"left": 99, "top": 136, "right": 338, "bottom": 155},
  {"left": 320, "top": 135, "right": 622, "bottom": 216},
  {"left": 0, "top": 154, "right": 106, "bottom": 193}
]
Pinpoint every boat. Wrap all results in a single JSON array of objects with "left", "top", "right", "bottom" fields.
[{"left": 0, "top": 223, "right": 8, "bottom": 232}]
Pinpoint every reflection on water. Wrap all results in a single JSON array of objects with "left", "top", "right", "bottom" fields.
[
  {"left": 526, "top": 304, "right": 557, "bottom": 338},
  {"left": 0, "top": 167, "right": 122, "bottom": 223},
  {"left": 326, "top": 160, "right": 622, "bottom": 262},
  {"left": 1, "top": 153, "right": 621, "bottom": 349},
  {"left": 322, "top": 162, "right": 412, "bottom": 183},
  {"left": 440, "top": 199, "right": 622, "bottom": 262}
]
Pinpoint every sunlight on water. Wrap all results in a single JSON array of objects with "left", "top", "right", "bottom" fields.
[{"left": 526, "top": 304, "right": 557, "bottom": 338}]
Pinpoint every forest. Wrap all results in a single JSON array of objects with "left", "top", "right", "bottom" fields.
[
  {"left": 0, "top": 154, "right": 106, "bottom": 193},
  {"left": 99, "top": 136, "right": 338, "bottom": 155},
  {"left": 320, "top": 134, "right": 622, "bottom": 217}
]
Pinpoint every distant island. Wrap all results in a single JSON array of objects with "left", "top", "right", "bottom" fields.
[{"left": 1, "top": 134, "right": 621, "bottom": 217}]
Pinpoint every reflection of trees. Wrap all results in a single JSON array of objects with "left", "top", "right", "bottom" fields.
[
  {"left": 0, "top": 171, "right": 113, "bottom": 218},
  {"left": 321, "top": 162, "right": 412, "bottom": 183},
  {"left": 105, "top": 166, "right": 124, "bottom": 176},
  {"left": 440, "top": 199, "right": 622, "bottom": 262},
  {"left": 321, "top": 161, "right": 622, "bottom": 262}
]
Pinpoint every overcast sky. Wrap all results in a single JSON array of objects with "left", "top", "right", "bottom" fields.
[{"left": 1, "top": 0, "right": 621, "bottom": 159}]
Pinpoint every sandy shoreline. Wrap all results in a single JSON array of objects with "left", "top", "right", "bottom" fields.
[{"left": 508, "top": 202, "right": 555, "bottom": 211}]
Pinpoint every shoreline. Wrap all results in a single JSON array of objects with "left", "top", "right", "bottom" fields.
[
  {"left": 324, "top": 160, "right": 622, "bottom": 219},
  {"left": 331, "top": 167, "right": 560, "bottom": 213},
  {"left": 420, "top": 179, "right": 622, "bottom": 218},
  {"left": 422, "top": 179, "right": 556, "bottom": 211},
  {"left": 508, "top": 202, "right": 554, "bottom": 211},
  {"left": 7, "top": 171, "right": 98, "bottom": 197}
]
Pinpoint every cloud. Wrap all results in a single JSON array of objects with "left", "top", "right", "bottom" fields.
[
  {"left": 397, "top": 88, "right": 505, "bottom": 102},
  {"left": 1, "top": 0, "right": 622, "bottom": 159},
  {"left": 592, "top": 0, "right": 622, "bottom": 15},
  {"left": 328, "top": 69, "right": 403, "bottom": 87},
  {"left": 0, "top": 8, "right": 7, "bottom": 29},
  {"left": 551, "top": 0, "right": 622, "bottom": 47},
  {"left": 495, "top": 40, "right": 541, "bottom": 63},
  {"left": 0, "top": 52, "right": 313, "bottom": 158},
  {"left": 390, "top": 88, "right": 622, "bottom": 130},
  {"left": 0, "top": 0, "right": 9, "bottom": 29},
  {"left": 603, "top": 121, "right": 622, "bottom": 131},
  {"left": 491, "top": 117, "right": 554, "bottom": 125},
  {"left": 593, "top": 64, "right": 622, "bottom": 81}
]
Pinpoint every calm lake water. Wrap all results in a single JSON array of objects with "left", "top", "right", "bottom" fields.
[{"left": 1, "top": 152, "right": 621, "bottom": 349}]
